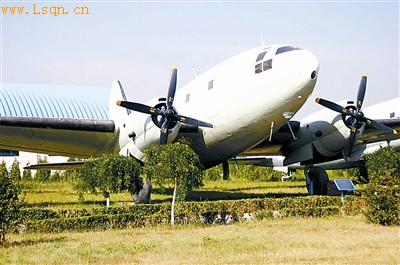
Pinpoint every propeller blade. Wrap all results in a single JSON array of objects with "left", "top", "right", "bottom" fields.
[
  {"left": 356, "top": 74, "right": 367, "bottom": 111},
  {"left": 176, "top": 114, "right": 214, "bottom": 128},
  {"left": 361, "top": 117, "right": 398, "bottom": 134},
  {"left": 167, "top": 65, "right": 178, "bottom": 109},
  {"left": 117, "top": 101, "right": 161, "bottom": 115},
  {"left": 159, "top": 120, "right": 170, "bottom": 145},
  {"left": 347, "top": 126, "right": 358, "bottom": 159},
  {"left": 315, "top": 98, "right": 353, "bottom": 116}
]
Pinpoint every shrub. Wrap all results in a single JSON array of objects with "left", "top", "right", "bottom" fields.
[
  {"left": 362, "top": 170, "right": 400, "bottom": 226},
  {"left": 230, "top": 165, "right": 278, "bottom": 181},
  {"left": 202, "top": 166, "right": 221, "bottom": 181},
  {"left": 362, "top": 147, "right": 400, "bottom": 226},
  {"left": 364, "top": 146, "right": 400, "bottom": 181}
]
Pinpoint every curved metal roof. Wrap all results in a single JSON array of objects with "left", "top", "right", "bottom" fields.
[{"left": 0, "top": 83, "right": 109, "bottom": 119}]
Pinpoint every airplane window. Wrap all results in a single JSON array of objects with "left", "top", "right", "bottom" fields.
[
  {"left": 255, "top": 63, "right": 262, "bottom": 74},
  {"left": 256, "top": 51, "right": 267, "bottom": 62},
  {"left": 262, "top": 59, "right": 272, "bottom": 71},
  {"left": 185, "top": 94, "right": 190, "bottom": 103},
  {"left": 208, "top": 80, "right": 214, "bottom": 90},
  {"left": 275, "top": 46, "right": 303, "bottom": 55}
]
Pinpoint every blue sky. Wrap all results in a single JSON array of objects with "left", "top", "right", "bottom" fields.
[{"left": 1, "top": 1, "right": 399, "bottom": 118}]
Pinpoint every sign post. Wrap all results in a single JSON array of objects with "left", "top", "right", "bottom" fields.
[{"left": 333, "top": 179, "right": 356, "bottom": 203}]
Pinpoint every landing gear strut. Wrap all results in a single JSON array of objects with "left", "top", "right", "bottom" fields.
[
  {"left": 222, "top": 161, "right": 229, "bottom": 180},
  {"left": 305, "top": 166, "right": 329, "bottom": 195}
]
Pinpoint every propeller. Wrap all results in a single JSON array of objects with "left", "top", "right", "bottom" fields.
[
  {"left": 117, "top": 65, "right": 213, "bottom": 144},
  {"left": 315, "top": 74, "right": 397, "bottom": 159}
]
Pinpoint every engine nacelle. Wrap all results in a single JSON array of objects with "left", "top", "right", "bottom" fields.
[
  {"left": 124, "top": 119, "right": 180, "bottom": 161},
  {"left": 117, "top": 97, "right": 181, "bottom": 161},
  {"left": 284, "top": 107, "right": 363, "bottom": 165}
]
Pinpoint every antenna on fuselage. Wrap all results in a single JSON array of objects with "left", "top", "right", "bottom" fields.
[
  {"left": 191, "top": 66, "right": 198, "bottom": 78},
  {"left": 260, "top": 32, "right": 265, "bottom": 47},
  {"left": 234, "top": 42, "right": 243, "bottom": 52}
]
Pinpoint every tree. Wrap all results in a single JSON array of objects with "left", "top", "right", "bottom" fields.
[
  {"left": 76, "top": 154, "right": 143, "bottom": 206},
  {"left": 143, "top": 139, "right": 203, "bottom": 225},
  {"left": 0, "top": 160, "right": 24, "bottom": 244}
]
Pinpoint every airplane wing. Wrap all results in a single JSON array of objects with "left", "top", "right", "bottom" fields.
[
  {"left": 0, "top": 116, "right": 118, "bottom": 157},
  {"left": 0, "top": 83, "right": 121, "bottom": 158},
  {"left": 360, "top": 118, "right": 400, "bottom": 143}
]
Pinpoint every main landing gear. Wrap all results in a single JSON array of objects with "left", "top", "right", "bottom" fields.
[
  {"left": 222, "top": 161, "right": 229, "bottom": 180},
  {"left": 304, "top": 165, "right": 329, "bottom": 195}
]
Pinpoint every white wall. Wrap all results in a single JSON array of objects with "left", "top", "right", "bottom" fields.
[{"left": 1, "top": 151, "right": 69, "bottom": 174}]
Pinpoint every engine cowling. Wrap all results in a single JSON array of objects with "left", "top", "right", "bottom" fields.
[
  {"left": 123, "top": 120, "right": 180, "bottom": 161},
  {"left": 283, "top": 104, "right": 363, "bottom": 165}
]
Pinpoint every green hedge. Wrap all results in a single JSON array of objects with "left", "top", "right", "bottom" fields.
[
  {"left": 21, "top": 196, "right": 362, "bottom": 233},
  {"left": 22, "top": 204, "right": 171, "bottom": 220},
  {"left": 25, "top": 214, "right": 166, "bottom": 233},
  {"left": 21, "top": 208, "right": 60, "bottom": 220}
]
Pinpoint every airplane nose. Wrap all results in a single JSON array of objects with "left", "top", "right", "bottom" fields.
[
  {"left": 295, "top": 50, "right": 320, "bottom": 86},
  {"left": 299, "top": 50, "right": 319, "bottom": 80},
  {"left": 274, "top": 49, "right": 319, "bottom": 99}
]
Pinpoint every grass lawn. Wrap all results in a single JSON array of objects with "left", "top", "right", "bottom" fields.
[
  {"left": 5, "top": 178, "right": 399, "bottom": 264},
  {"left": 1, "top": 216, "right": 399, "bottom": 264},
  {"left": 23, "top": 179, "right": 309, "bottom": 209}
]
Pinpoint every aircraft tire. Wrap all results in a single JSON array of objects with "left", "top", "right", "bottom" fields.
[{"left": 307, "top": 167, "right": 329, "bottom": 195}]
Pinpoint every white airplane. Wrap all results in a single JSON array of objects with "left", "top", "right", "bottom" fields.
[{"left": 1, "top": 44, "right": 399, "bottom": 195}]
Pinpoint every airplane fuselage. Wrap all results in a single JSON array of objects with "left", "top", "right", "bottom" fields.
[{"left": 117, "top": 45, "right": 319, "bottom": 167}]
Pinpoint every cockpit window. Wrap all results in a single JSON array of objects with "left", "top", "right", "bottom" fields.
[
  {"left": 256, "top": 51, "right": 267, "bottom": 62},
  {"left": 275, "top": 46, "right": 303, "bottom": 55},
  {"left": 262, "top": 59, "right": 272, "bottom": 71},
  {"left": 255, "top": 63, "right": 262, "bottom": 74},
  {"left": 255, "top": 59, "right": 273, "bottom": 74},
  {"left": 255, "top": 48, "right": 274, "bottom": 74}
]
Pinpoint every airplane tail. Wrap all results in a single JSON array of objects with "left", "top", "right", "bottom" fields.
[{"left": 108, "top": 80, "right": 130, "bottom": 126}]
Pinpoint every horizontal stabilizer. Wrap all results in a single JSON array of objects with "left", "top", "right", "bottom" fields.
[{"left": 24, "top": 161, "right": 85, "bottom": 170}]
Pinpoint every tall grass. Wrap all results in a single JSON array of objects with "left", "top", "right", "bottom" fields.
[{"left": 1, "top": 216, "right": 398, "bottom": 264}]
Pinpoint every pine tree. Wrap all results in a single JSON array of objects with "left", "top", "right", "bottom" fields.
[{"left": 9, "top": 159, "right": 21, "bottom": 181}]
